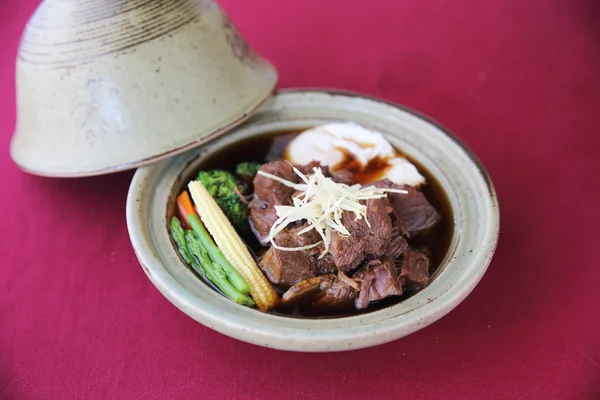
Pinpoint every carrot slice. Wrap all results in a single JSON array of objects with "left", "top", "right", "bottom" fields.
[{"left": 177, "top": 191, "right": 197, "bottom": 229}]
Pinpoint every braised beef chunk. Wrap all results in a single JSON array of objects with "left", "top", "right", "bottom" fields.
[
  {"left": 249, "top": 161, "right": 299, "bottom": 240},
  {"left": 282, "top": 274, "right": 357, "bottom": 310},
  {"left": 260, "top": 249, "right": 311, "bottom": 288},
  {"left": 259, "top": 220, "right": 342, "bottom": 287},
  {"left": 311, "top": 247, "right": 338, "bottom": 275},
  {"left": 400, "top": 249, "right": 430, "bottom": 287},
  {"left": 330, "top": 169, "right": 355, "bottom": 185},
  {"left": 380, "top": 227, "right": 409, "bottom": 260},
  {"left": 313, "top": 277, "right": 358, "bottom": 309},
  {"left": 253, "top": 160, "right": 298, "bottom": 201},
  {"left": 281, "top": 275, "right": 335, "bottom": 305},
  {"left": 259, "top": 225, "right": 320, "bottom": 287},
  {"left": 328, "top": 231, "right": 363, "bottom": 272},
  {"left": 354, "top": 259, "right": 404, "bottom": 310},
  {"left": 329, "top": 197, "right": 396, "bottom": 271},
  {"left": 385, "top": 201, "right": 410, "bottom": 237},
  {"left": 248, "top": 198, "right": 279, "bottom": 242},
  {"left": 299, "top": 161, "right": 330, "bottom": 176},
  {"left": 373, "top": 179, "right": 440, "bottom": 235}
]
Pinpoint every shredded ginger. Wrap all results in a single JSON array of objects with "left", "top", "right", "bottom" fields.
[{"left": 257, "top": 166, "right": 407, "bottom": 257}]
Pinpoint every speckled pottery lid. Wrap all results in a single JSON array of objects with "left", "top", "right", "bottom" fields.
[{"left": 10, "top": 0, "right": 277, "bottom": 177}]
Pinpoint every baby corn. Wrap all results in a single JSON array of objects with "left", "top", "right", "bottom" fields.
[{"left": 188, "top": 181, "right": 279, "bottom": 310}]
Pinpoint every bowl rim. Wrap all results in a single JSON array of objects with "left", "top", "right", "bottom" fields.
[{"left": 126, "top": 88, "right": 500, "bottom": 352}]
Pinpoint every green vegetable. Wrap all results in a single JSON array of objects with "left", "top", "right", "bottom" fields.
[
  {"left": 185, "top": 230, "right": 255, "bottom": 306},
  {"left": 185, "top": 212, "right": 251, "bottom": 295},
  {"left": 235, "top": 161, "right": 262, "bottom": 186},
  {"left": 169, "top": 217, "right": 194, "bottom": 264},
  {"left": 197, "top": 170, "right": 249, "bottom": 232}
]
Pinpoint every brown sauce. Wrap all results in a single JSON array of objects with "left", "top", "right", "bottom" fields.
[
  {"left": 335, "top": 152, "right": 392, "bottom": 185},
  {"left": 172, "top": 130, "right": 454, "bottom": 318}
]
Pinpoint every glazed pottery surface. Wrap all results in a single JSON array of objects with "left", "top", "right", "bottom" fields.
[
  {"left": 126, "top": 90, "right": 500, "bottom": 352},
  {"left": 10, "top": 0, "right": 277, "bottom": 177}
]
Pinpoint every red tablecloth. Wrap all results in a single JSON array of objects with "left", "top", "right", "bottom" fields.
[{"left": 1, "top": 0, "right": 599, "bottom": 399}]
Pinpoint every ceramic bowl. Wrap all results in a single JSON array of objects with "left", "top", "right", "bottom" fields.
[
  {"left": 126, "top": 89, "right": 499, "bottom": 352},
  {"left": 10, "top": 0, "right": 277, "bottom": 177}
]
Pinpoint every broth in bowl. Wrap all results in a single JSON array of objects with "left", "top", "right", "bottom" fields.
[{"left": 168, "top": 123, "right": 453, "bottom": 318}]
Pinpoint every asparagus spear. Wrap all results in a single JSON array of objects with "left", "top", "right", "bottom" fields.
[
  {"left": 177, "top": 191, "right": 251, "bottom": 295},
  {"left": 185, "top": 230, "right": 255, "bottom": 307},
  {"left": 169, "top": 217, "right": 194, "bottom": 264}
]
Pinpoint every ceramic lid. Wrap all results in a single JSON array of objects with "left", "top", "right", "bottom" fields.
[{"left": 10, "top": 0, "right": 278, "bottom": 177}]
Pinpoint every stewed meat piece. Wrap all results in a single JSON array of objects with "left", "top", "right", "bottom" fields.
[
  {"left": 400, "top": 249, "right": 430, "bottom": 287},
  {"left": 281, "top": 258, "right": 409, "bottom": 311},
  {"left": 328, "top": 197, "right": 401, "bottom": 272},
  {"left": 354, "top": 259, "right": 404, "bottom": 310},
  {"left": 372, "top": 179, "right": 440, "bottom": 235},
  {"left": 281, "top": 273, "right": 358, "bottom": 310},
  {"left": 259, "top": 220, "right": 341, "bottom": 288},
  {"left": 259, "top": 225, "right": 320, "bottom": 288},
  {"left": 313, "top": 276, "right": 358, "bottom": 309},
  {"left": 281, "top": 275, "right": 335, "bottom": 305},
  {"left": 249, "top": 161, "right": 299, "bottom": 241},
  {"left": 380, "top": 228, "right": 409, "bottom": 260}
]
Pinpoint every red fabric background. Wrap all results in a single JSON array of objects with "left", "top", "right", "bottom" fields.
[{"left": 1, "top": 0, "right": 599, "bottom": 399}]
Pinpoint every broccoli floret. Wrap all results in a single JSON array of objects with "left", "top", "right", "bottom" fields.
[
  {"left": 236, "top": 161, "right": 263, "bottom": 185},
  {"left": 197, "top": 170, "right": 249, "bottom": 232}
]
